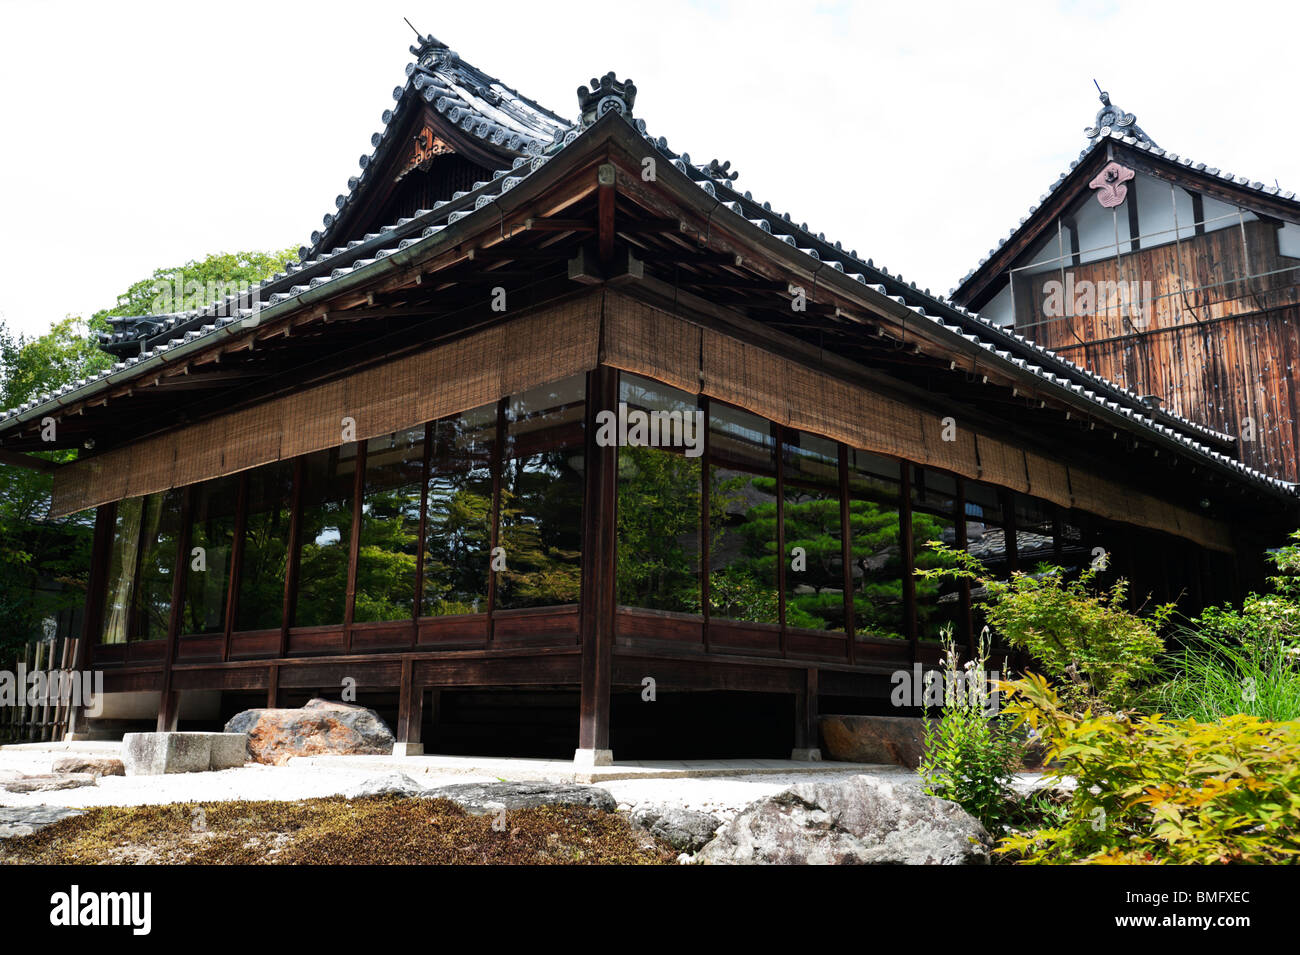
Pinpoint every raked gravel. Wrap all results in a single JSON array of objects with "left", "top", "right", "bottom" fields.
[{"left": 1, "top": 748, "right": 927, "bottom": 820}]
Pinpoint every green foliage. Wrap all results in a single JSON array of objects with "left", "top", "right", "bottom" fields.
[
  {"left": 999, "top": 672, "right": 1300, "bottom": 864},
  {"left": 97, "top": 249, "right": 297, "bottom": 319},
  {"left": 1150, "top": 530, "right": 1300, "bottom": 722},
  {"left": 0, "top": 249, "right": 292, "bottom": 655},
  {"left": 1152, "top": 627, "right": 1300, "bottom": 723},
  {"left": 918, "top": 626, "right": 1020, "bottom": 834},
  {"left": 920, "top": 544, "right": 1172, "bottom": 711}
]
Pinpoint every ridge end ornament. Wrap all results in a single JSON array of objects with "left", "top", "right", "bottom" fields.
[
  {"left": 1084, "top": 89, "right": 1156, "bottom": 146},
  {"left": 578, "top": 72, "right": 637, "bottom": 127}
]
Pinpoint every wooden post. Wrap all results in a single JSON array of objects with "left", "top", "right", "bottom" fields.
[
  {"left": 699, "top": 395, "right": 711, "bottom": 655},
  {"left": 954, "top": 477, "right": 974, "bottom": 657},
  {"left": 792, "top": 667, "right": 820, "bottom": 760},
  {"left": 67, "top": 504, "right": 113, "bottom": 739},
  {"left": 576, "top": 365, "right": 617, "bottom": 765},
  {"left": 280, "top": 457, "right": 305, "bottom": 657},
  {"left": 839, "top": 444, "right": 855, "bottom": 664},
  {"left": 899, "top": 463, "right": 917, "bottom": 662},
  {"left": 343, "top": 440, "right": 367, "bottom": 653},
  {"left": 158, "top": 487, "right": 195, "bottom": 732},
  {"left": 774, "top": 423, "right": 787, "bottom": 656},
  {"left": 267, "top": 664, "right": 280, "bottom": 708},
  {"left": 395, "top": 656, "right": 423, "bottom": 755},
  {"left": 223, "top": 473, "right": 249, "bottom": 662}
]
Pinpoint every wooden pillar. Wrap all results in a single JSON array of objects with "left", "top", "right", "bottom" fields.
[
  {"left": 899, "top": 463, "right": 918, "bottom": 663},
  {"left": 576, "top": 365, "right": 618, "bottom": 765},
  {"left": 157, "top": 487, "right": 195, "bottom": 732},
  {"left": 267, "top": 664, "right": 280, "bottom": 709},
  {"left": 395, "top": 656, "right": 424, "bottom": 756},
  {"left": 280, "top": 457, "right": 305, "bottom": 656},
  {"left": 792, "top": 667, "right": 821, "bottom": 760},
  {"left": 774, "top": 423, "right": 787, "bottom": 657},
  {"left": 839, "top": 444, "right": 855, "bottom": 664},
  {"left": 954, "top": 477, "right": 974, "bottom": 657},
  {"left": 343, "top": 440, "right": 367, "bottom": 653},
  {"left": 67, "top": 504, "right": 113, "bottom": 739}
]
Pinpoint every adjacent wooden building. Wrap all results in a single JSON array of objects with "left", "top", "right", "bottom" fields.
[
  {"left": 1, "top": 43, "right": 1295, "bottom": 761},
  {"left": 952, "top": 91, "right": 1300, "bottom": 481}
]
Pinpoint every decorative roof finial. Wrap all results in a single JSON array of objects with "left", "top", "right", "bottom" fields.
[
  {"left": 410, "top": 33, "right": 455, "bottom": 69},
  {"left": 1084, "top": 85, "right": 1156, "bottom": 146},
  {"left": 706, "top": 159, "right": 739, "bottom": 182},
  {"left": 577, "top": 73, "right": 636, "bottom": 127}
]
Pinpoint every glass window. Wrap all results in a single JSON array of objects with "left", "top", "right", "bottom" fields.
[
  {"left": 235, "top": 460, "right": 294, "bottom": 631},
  {"left": 423, "top": 405, "right": 496, "bottom": 616},
  {"left": 707, "top": 403, "right": 779, "bottom": 623},
  {"left": 101, "top": 497, "right": 144, "bottom": 645},
  {"left": 292, "top": 445, "right": 358, "bottom": 627},
  {"left": 354, "top": 428, "right": 425, "bottom": 623},
  {"left": 845, "top": 449, "right": 904, "bottom": 640},
  {"left": 616, "top": 374, "right": 702, "bottom": 613},
  {"left": 910, "top": 467, "right": 963, "bottom": 643},
  {"left": 131, "top": 489, "right": 185, "bottom": 642},
  {"left": 782, "top": 431, "right": 844, "bottom": 631},
  {"left": 181, "top": 475, "right": 240, "bottom": 635},
  {"left": 496, "top": 376, "right": 586, "bottom": 609}
]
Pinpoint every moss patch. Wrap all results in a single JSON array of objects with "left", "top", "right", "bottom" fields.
[{"left": 0, "top": 797, "right": 675, "bottom": 865}]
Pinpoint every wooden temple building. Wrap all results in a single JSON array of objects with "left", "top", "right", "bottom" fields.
[{"left": 0, "top": 38, "right": 1296, "bottom": 761}]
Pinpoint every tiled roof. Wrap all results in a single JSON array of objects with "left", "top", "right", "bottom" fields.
[{"left": 6, "top": 44, "right": 1293, "bottom": 503}]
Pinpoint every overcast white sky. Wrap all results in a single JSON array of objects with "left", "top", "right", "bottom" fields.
[{"left": 1, "top": 0, "right": 1297, "bottom": 338}]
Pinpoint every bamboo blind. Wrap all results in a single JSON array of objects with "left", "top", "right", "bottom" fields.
[
  {"left": 51, "top": 293, "right": 603, "bottom": 517},
  {"left": 602, "top": 293, "right": 1233, "bottom": 552}
]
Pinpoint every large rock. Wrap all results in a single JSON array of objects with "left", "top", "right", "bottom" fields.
[
  {"left": 629, "top": 805, "right": 722, "bottom": 853},
  {"left": 696, "top": 774, "right": 992, "bottom": 865},
  {"left": 420, "top": 781, "right": 617, "bottom": 815},
  {"left": 51, "top": 755, "right": 125, "bottom": 778},
  {"left": 0, "top": 772, "right": 97, "bottom": 794},
  {"left": 819, "top": 714, "right": 936, "bottom": 769},
  {"left": 224, "top": 698, "right": 395, "bottom": 766},
  {"left": 0, "top": 806, "right": 84, "bottom": 839},
  {"left": 122, "top": 732, "right": 248, "bottom": 775}
]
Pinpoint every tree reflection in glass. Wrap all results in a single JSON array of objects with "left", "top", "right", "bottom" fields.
[
  {"left": 707, "top": 403, "right": 779, "bottom": 623},
  {"left": 292, "top": 446, "right": 357, "bottom": 627},
  {"left": 615, "top": 374, "right": 701, "bottom": 612},
  {"left": 422, "top": 404, "right": 495, "bottom": 616},
  {"left": 354, "top": 428, "right": 424, "bottom": 622},
  {"left": 496, "top": 376, "right": 585, "bottom": 609},
  {"left": 846, "top": 449, "right": 905, "bottom": 640},
  {"left": 783, "top": 432, "right": 845, "bottom": 631}
]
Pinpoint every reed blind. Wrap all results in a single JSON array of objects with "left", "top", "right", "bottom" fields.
[
  {"left": 51, "top": 293, "right": 603, "bottom": 517},
  {"left": 600, "top": 293, "right": 1233, "bottom": 552}
]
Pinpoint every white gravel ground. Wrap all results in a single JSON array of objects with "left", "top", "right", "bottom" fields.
[{"left": 0, "top": 748, "right": 928, "bottom": 820}]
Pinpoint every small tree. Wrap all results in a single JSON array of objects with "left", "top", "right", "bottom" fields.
[{"left": 919, "top": 544, "right": 1173, "bottom": 711}]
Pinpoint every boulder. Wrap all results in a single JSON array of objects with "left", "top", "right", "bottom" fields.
[
  {"left": 51, "top": 755, "right": 125, "bottom": 778},
  {"left": 0, "top": 806, "right": 84, "bottom": 839},
  {"left": 420, "top": 781, "right": 617, "bottom": 815},
  {"left": 1, "top": 772, "right": 97, "bottom": 794},
  {"left": 819, "top": 714, "right": 936, "bottom": 769},
  {"left": 629, "top": 805, "right": 722, "bottom": 853},
  {"left": 696, "top": 774, "right": 992, "bottom": 865},
  {"left": 223, "top": 698, "right": 395, "bottom": 766},
  {"left": 344, "top": 773, "right": 427, "bottom": 799},
  {"left": 122, "top": 732, "right": 248, "bottom": 775}
]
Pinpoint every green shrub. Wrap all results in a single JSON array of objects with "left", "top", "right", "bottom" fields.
[
  {"left": 998, "top": 673, "right": 1300, "bottom": 864},
  {"left": 918, "top": 627, "right": 1020, "bottom": 835},
  {"left": 920, "top": 545, "right": 1172, "bottom": 711}
]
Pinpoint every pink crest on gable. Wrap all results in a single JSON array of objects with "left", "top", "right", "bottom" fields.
[{"left": 1089, "top": 161, "right": 1136, "bottom": 208}]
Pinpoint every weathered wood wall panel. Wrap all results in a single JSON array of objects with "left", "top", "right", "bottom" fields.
[{"left": 1017, "top": 222, "right": 1300, "bottom": 479}]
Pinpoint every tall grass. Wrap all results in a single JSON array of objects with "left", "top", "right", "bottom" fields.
[{"left": 1152, "top": 627, "right": 1300, "bottom": 723}]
